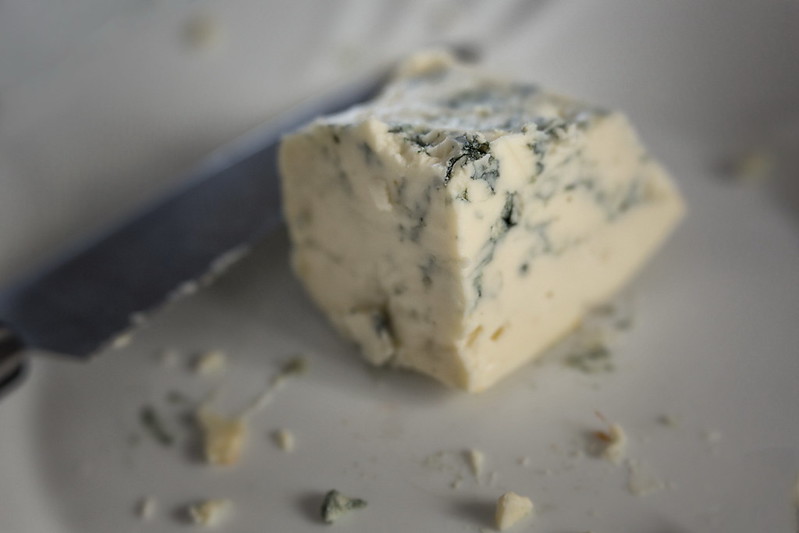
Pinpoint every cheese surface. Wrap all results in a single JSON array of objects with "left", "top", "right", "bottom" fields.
[{"left": 279, "top": 53, "right": 684, "bottom": 392}]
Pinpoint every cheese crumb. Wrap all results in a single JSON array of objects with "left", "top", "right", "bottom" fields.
[
  {"left": 193, "top": 350, "right": 228, "bottom": 376},
  {"left": 272, "top": 429, "right": 295, "bottom": 452},
  {"left": 183, "top": 14, "right": 225, "bottom": 53},
  {"left": 136, "top": 496, "right": 157, "bottom": 520},
  {"left": 564, "top": 327, "right": 615, "bottom": 374},
  {"left": 320, "top": 490, "right": 367, "bottom": 524},
  {"left": 658, "top": 414, "right": 678, "bottom": 427},
  {"left": 600, "top": 423, "right": 627, "bottom": 464},
  {"left": 186, "top": 499, "right": 230, "bottom": 526},
  {"left": 728, "top": 148, "right": 776, "bottom": 184},
  {"left": 465, "top": 449, "right": 484, "bottom": 478},
  {"left": 495, "top": 491, "right": 534, "bottom": 530},
  {"left": 196, "top": 408, "right": 245, "bottom": 466},
  {"left": 110, "top": 332, "right": 134, "bottom": 349}
]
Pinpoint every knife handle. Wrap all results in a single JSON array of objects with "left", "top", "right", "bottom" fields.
[{"left": 0, "top": 324, "right": 27, "bottom": 399}]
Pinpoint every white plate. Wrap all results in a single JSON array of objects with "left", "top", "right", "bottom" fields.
[{"left": 1, "top": 1, "right": 798, "bottom": 532}]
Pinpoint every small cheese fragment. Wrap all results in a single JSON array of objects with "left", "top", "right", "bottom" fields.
[
  {"left": 136, "top": 496, "right": 157, "bottom": 520},
  {"left": 183, "top": 14, "right": 226, "bottom": 53},
  {"left": 466, "top": 448, "right": 485, "bottom": 478},
  {"left": 600, "top": 423, "right": 627, "bottom": 464},
  {"left": 320, "top": 490, "right": 367, "bottom": 524},
  {"left": 186, "top": 499, "right": 230, "bottom": 527},
  {"left": 272, "top": 428, "right": 295, "bottom": 452},
  {"left": 495, "top": 491, "right": 534, "bottom": 530},
  {"left": 727, "top": 148, "right": 776, "bottom": 183},
  {"left": 193, "top": 350, "right": 228, "bottom": 376},
  {"left": 196, "top": 408, "right": 245, "bottom": 466},
  {"left": 279, "top": 52, "right": 685, "bottom": 391}
]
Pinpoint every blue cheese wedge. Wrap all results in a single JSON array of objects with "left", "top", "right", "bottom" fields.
[{"left": 279, "top": 52, "right": 685, "bottom": 391}]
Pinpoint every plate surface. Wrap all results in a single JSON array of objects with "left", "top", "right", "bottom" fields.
[{"left": 1, "top": 1, "right": 798, "bottom": 532}]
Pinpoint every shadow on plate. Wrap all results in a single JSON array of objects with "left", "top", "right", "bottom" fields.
[
  {"left": 294, "top": 491, "right": 325, "bottom": 524},
  {"left": 449, "top": 496, "right": 496, "bottom": 530}
]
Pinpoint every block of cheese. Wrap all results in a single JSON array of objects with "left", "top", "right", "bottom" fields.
[{"left": 279, "top": 52, "right": 684, "bottom": 392}]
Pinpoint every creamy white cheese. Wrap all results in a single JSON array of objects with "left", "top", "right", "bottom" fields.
[
  {"left": 196, "top": 408, "right": 245, "bottom": 466},
  {"left": 279, "top": 52, "right": 685, "bottom": 391},
  {"left": 495, "top": 491, "right": 534, "bottom": 530}
]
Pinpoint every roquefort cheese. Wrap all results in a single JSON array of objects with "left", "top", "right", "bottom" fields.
[{"left": 279, "top": 51, "right": 685, "bottom": 391}]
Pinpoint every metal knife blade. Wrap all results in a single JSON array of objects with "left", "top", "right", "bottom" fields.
[{"left": 0, "top": 69, "right": 389, "bottom": 394}]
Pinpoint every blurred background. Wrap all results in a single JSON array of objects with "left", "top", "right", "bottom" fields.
[{"left": 1, "top": 0, "right": 797, "bottom": 287}]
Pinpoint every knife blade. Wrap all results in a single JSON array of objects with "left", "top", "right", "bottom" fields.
[{"left": 0, "top": 69, "right": 390, "bottom": 397}]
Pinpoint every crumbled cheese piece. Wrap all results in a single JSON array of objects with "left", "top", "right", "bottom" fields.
[
  {"left": 110, "top": 332, "right": 134, "bottom": 349},
  {"left": 564, "top": 310, "right": 627, "bottom": 373},
  {"left": 602, "top": 423, "right": 627, "bottom": 463},
  {"left": 564, "top": 342, "right": 614, "bottom": 374},
  {"left": 658, "top": 414, "right": 678, "bottom": 427},
  {"left": 140, "top": 405, "right": 174, "bottom": 447},
  {"left": 320, "top": 490, "right": 367, "bottom": 524},
  {"left": 183, "top": 14, "right": 225, "bottom": 52},
  {"left": 193, "top": 350, "right": 228, "bottom": 376},
  {"left": 626, "top": 459, "right": 665, "bottom": 496},
  {"left": 196, "top": 408, "right": 245, "bottom": 466},
  {"left": 495, "top": 491, "right": 534, "bottom": 530},
  {"left": 465, "top": 448, "right": 485, "bottom": 478},
  {"left": 186, "top": 499, "right": 230, "bottom": 527},
  {"left": 170, "top": 280, "right": 199, "bottom": 300},
  {"left": 598, "top": 423, "right": 627, "bottom": 464},
  {"left": 136, "top": 496, "right": 157, "bottom": 520},
  {"left": 272, "top": 429, "right": 295, "bottom": 452},
  {"left": 728, "top": 148, "right": 776, "bottom": 183}
]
